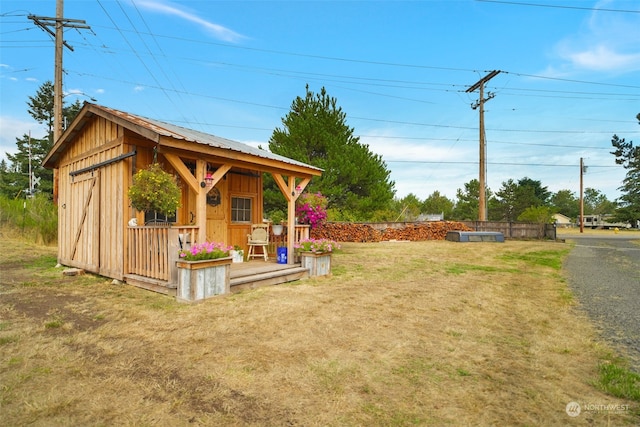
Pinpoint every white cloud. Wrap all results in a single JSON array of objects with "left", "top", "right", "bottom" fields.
[
  {"left": 564, "top": 44, "right": 640, "bottom": 72},
  {"left": 137, "top": 0, "right": 246, "bottom": 43},
  {"left": 551, "top": 1, "right": 640, "bottom": 73},
  {"left": 362, "top": 133, "right": 475, "bottom": 163}
]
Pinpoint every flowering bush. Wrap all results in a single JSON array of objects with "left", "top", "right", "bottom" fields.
[
  {"left": 295, "top": 238, "right": 340, "bottom": 254},
  {"left": 128, "top": 163, "right": 181, "bottom": 216},
  {"left": 179, "top": 241, "right": 233, "bottom": 261},
  {"left": 296, "top": 192, "right": 328, "bottom": 229}
]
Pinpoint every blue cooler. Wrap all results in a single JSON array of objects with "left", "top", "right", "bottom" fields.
[{"left": 276, "top": 247, "right": 288, "bottom": 264}]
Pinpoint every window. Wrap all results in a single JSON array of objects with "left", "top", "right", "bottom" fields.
[
  {"left": 231, "top": 197, "right": 252, "bottom": 223},
  {"left": 145, "top": 210, "right": 176, "bottom": 224}
]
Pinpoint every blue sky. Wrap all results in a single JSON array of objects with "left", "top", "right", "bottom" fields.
[{"left": 1, "top": 0, "right": 639, "bottom": 203}]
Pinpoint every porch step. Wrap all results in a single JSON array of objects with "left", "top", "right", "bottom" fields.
[{"left": 230, "top": 264, "right": 308, "bottom": 293}]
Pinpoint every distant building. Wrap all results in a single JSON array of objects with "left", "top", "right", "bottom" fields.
[{"left": 553, "top": 213, "right": 573, "bottom": 228}]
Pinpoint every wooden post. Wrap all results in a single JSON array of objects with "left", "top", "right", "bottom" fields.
[
  {"left": 287, "top": 176, "right": 297, "bottom": 265},
  {"left": 168, "top": 228, "right": 180, "bottom": 286},
  {"left": 478, "top": 81, "right": 486, "bottom": 221},
  {"left": 54, "top": 0, "right": 63, "bottom": 145},
  {"left": 196, "top": 159, "right": 207, "bottom": 243},
  {"left": 579, "top": 157, "right": 584, "bottom": 234}
]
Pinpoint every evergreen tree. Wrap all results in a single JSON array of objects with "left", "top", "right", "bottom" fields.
[
  {"left": 268, "top": 85, "right": 395, "bottom": 220},
  {"left": 1, "top": 81, "right": 82, "bottom": 198},
  {"left": 583, "top": 188, "right": 616, "bottom": 215},
  {"left": 611, "top": 124, "right": 640, "bottom": 225},
  {"left": 452, "top": 179, "right": 482, "bottom": 220},
  {"left": 492, "top": 179, "right": 520, "bottom": 221},
  {"left": 422, "top": 190, "right": 454, "bottom": 219},
  {"left": 518, "top": 177, "right": 550, "bottom": 206},
  {"left": 396, "top": 193, "right": 422, "bottom": 221},
  {"left": 549, "top": 189, "right": 579, "bottom": 219},
  {"left": 4, "top": 134, "right": 52, "bottom": 198},
  {"left": 492, "top": 177, "right": 548, "bottom": 221}
]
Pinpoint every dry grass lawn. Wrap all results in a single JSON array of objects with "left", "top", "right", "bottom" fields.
[{"left": 1, "top": 231, "right": 638, "bottom": 426}]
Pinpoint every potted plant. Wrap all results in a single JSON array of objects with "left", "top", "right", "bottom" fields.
[
  {"left": 269, "top": 209, "right": 286, "bottom": 235},
  {"left": 295, "top": 238, "right": 340, "bottom": 254},
  {"left": 230, "top": 244, "right": 244, "bottom": 263},
  {"left": 176, "top": 241, "right": 233, "bottom": 302},
  {"left": 128, "top": 163, "right": 181, "bottom": 218}
]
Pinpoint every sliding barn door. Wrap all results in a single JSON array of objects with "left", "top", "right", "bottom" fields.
[{"left": 61, "top": 171, "right": 100, "bottom": 272}]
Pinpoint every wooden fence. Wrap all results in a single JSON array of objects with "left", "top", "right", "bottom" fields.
[{"left": 459, "top": 221, "right": 556, "bottom": 240}]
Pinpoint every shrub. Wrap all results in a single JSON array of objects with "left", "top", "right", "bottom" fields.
[
  {"left": 296, "top": 192, "right": 328, "bottom": 229},
  {"left": 0, "top": 194, "right": 57, "bottom": 244}
]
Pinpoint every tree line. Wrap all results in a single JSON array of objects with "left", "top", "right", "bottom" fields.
[
  {"left": 389, "top": 178, "right": 616, "bottom": 223},
  {"left": 2, "top": 83, "right": 639, "bottom": 227}
]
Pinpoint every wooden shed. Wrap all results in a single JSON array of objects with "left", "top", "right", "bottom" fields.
[{"left": 43, "top": 103, "right": 322, "bottom": 292}]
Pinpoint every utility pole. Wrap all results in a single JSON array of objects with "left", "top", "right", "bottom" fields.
[
  {"left": 29, "top": 0, "right": 91, "bottom": 203},
  {"left": 28, "top": 131, "right": 32, "bottom": 197},
  {"left": 579, "top": 157, "right": 587, "bottom": 233},
  {"left": 466, "top": 70, "right": 500, "bottom": 221},
  {"left": 29, "top": 0, "right": 91, "bottom": 144}
]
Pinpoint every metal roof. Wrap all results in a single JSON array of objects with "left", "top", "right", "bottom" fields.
[
  {"left": 45, "top": 103, "right": 322, "bottom": 173},
  {"left": 97, "top": 104, "right": 321, "bottom": 171}
]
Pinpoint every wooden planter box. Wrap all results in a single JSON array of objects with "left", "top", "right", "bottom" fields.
[
  {"left": 300, "top": 252, "right": 332, "bottom": 277},
  {"left": 176, "top": 257, "right": 231, "bottom": 302}
]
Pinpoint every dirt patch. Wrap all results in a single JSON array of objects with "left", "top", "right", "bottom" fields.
[
  {"left": 2, "top": 291, "right": 106, "bottom": 333},
  {"left": 0, "top": 239, "right": 106, "bottom": 333}
]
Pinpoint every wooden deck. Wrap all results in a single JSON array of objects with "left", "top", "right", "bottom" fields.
[
  {"left": 229, "top": 260, "right": 309, "bottom": 293},
  {"left": 125, "top": 259, "right": 309, "bottom": 296}
]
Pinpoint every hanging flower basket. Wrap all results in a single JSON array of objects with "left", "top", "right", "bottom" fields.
[{"left": 128, "top": 163, "right": 181, "bottom": 216}]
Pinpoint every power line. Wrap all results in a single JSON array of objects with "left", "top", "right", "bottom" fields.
[
  {"left": 476, "top": 0, "right": 640, "bottom": 14},
  {"left": 385, "top": 160, "right": 619, "bottom": 168},
  {"left": 76, "top": 24, "right": 640, "bottom": 92}
]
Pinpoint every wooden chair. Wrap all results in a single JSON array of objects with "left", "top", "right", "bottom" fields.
[{"left": 247, "top": 223, "right": 270, "bottom": 261}]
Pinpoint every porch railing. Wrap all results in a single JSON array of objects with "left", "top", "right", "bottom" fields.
[
  {"left": 126, "top": 224, "right": 308, "bottom": 286},
  {"left": 126, "top": 225, "right": 198, "bottom": 283},
  {"left": 269, "top": 225, "right": 310, "bottom": 255}
]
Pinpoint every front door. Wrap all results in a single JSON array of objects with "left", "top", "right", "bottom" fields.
[{"left": 206, "top": 180, "right": 228, "bottom": 243}]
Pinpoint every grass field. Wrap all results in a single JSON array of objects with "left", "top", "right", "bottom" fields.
[{"left": 1, "top": 231, "right": 638, "bottom": 426}]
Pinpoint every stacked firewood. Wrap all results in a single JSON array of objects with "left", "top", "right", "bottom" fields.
[{"left": 310, "top": 222, "right": 472, "bottom": 242}]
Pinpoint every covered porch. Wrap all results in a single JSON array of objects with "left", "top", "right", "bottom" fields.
[{"left": 123, "top": 224, "right": 312, "bottom": 296}]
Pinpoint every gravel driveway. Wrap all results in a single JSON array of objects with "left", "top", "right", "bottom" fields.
[{"left": 561, "top": 231, "right": 640, "bottom": 373}]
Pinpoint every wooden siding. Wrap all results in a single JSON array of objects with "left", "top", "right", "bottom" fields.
[{"left": 56, "top": 117, "right": 126, "bottom": 279}]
